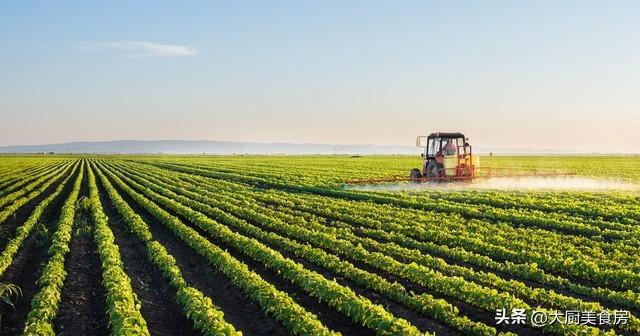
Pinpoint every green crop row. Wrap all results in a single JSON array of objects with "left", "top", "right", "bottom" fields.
[
  {"left": 91, "top": 161, "right": 241, "bottom": 336},
  {"left": 0, "top": 161, "right": 74, "bottom": 217},
  {"left": 0, "top": 161, "right": 63, "bottom": 191},
  {"left": 145, "top": 160, "right": 639, "bottom": 295},
  {"left": 97, "top": 161, "right": 426, "bottom": 336},
  {"left": 105, "top": 160, "right": 608, "bottom": 336},
  {"left": 114, "top": 159, "right": 627, "bottom": 335},
  {"left": 23, "top": 160, "right": 85, "bottom": 336},
  {"left": 86, "top": 162, "right": 151, "bottom": 335},
  {"left": 93, "top": 161, "right": 339, "bottom": 336},
  {"left": 0, "top": 161, "right": 79, "bottom": 277},
  {"left": 109, "top": 161, "right": 507, "bottom": 336},
  {"left": 0, "top": 160, "right": 69, "bottom": 197}
]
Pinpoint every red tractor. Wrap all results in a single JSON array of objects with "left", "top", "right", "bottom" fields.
[
  {"left": 344, "top": 131, "right": 574, "bottom": 185},
  {"left": 410, "top": 132, "right": 478, "bottom": 182}
]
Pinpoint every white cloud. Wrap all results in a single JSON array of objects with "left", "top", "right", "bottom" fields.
[{"left": 80, "top": 41, "right": 199, "bottom": 57}]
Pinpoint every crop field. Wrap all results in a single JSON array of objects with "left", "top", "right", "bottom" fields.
[{"left": 0, "top": 155, "right": 639, "bottom": 336}]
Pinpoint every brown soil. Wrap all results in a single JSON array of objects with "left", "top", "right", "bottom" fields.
[{"left": 54, "top": 163, "right": 109, "bottom": 336}]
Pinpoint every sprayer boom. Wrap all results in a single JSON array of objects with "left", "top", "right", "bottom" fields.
[
  {"left": 346, "top": 131, "right": 577, "bottom": 186},
  {"left": 345, "top": 167, "right": 577, "bottom": 185}
]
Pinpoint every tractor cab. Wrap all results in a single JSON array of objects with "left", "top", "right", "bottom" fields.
[
  {"left": 411, "top": 132, "right": 478, "bottom": 181},
  {"left": 420, "top": 132, "right": 469, "bottom": 159}
]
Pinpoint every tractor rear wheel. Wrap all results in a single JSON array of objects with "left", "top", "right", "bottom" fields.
[
  {"left": 409, "top": 168, "right": 422, "bottom": 183},
  {"left": 426, "top": 161, "right": 443, "bottom": 178}
]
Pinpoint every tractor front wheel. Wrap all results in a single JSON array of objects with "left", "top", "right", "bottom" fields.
[{"left": 409, "top": 168, "right": 422, "bottom": 183}]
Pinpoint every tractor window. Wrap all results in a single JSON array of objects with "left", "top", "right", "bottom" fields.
[
  {"left": 427, "top": 138, "right": 438, "bottom": 156},
  {"left": 441, "top": 138, "right": 458, "bottom": 155}
]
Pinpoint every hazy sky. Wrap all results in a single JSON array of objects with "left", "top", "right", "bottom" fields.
[{"left": 1, "top": 1, "right": 639, "bottom": 152}]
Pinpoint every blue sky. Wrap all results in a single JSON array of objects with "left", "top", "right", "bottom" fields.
[{"left": 1, "top": 1, "right": 639, "bottom": 152}]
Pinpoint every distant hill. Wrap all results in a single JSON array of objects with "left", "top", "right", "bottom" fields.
[
  {"left": 0, "top": 140, "right": 604, "bottom": 155},
  {"left": 0, "top": 140, "right": 420, "bottom": 155}
]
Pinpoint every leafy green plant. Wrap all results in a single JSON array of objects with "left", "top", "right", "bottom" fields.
[
  {"left": 76, "top": 196, "right": 91, "bottom": 212},
  {"left": 0, "top": 282, "right": 22, "bottom": 327},
  {"left": 73, "top": 196, "right": 93, "bottom": 237},
  {"left": 0, "top": 282, "right": 22, "bottom": 309}
]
